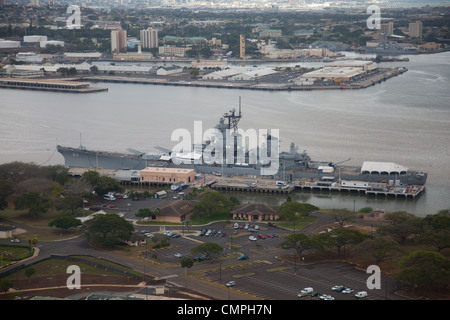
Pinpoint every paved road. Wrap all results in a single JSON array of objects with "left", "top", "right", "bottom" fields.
[{"left": 0, "top": 206, "right": 399, "bottom": 300}]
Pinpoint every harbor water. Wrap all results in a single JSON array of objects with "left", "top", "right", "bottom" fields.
[{"left": 0, "top": 52, "right": 449, "bottom": 216}]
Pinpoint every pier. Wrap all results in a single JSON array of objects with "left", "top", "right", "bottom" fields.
[
  {"left": 296, "top": 180, "right": 424, "bottom": 199},
  {"left": 0, "top": 78, "right": 108, "bottom": 93},
  {"left": 81, "top": 67, "right": 406, "bottom": 92},
  {"left": 210, "top": 178, "right": 295, "bottom": 194}
]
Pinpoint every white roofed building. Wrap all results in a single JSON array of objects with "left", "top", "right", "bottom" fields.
[{"left": 361, "top": 162, "right": 409, "bottom": 175}]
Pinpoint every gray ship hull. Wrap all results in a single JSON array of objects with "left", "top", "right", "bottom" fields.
[{"left": 56, "top": 145, "right": 427, "bottom": 186}]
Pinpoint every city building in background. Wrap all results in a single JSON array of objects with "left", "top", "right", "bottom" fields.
[{"left": 111, "top": 28, "right": 127, "bottom": 53}]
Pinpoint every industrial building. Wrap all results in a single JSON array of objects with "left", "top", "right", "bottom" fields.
[
  {"left": 202, "top": 67, "right": 278, "bottom": 81},
  {"left": 139, "top": 167, "right": 195, "bottom": 184},
  {"left": 296, "top": 60, "right": 378, "bottom": 85}
]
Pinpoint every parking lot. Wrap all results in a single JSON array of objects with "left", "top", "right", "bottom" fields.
[{"left": 135, "top": 221, "right": 402, "bottom": 300}]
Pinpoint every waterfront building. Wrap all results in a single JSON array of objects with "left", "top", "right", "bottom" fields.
[
  {"left": 40, "top": 40, "right": 64, "bottom": 48},
  {"left": 140, "top": 28, "right": 159, "bottom": 49},
  {"left": 156, "top": 66, "right": 183, "bottom": 76},
  {"left": 23, "top": 35, "right": 47, "bottom": 43},
  {"left": 296, "top": 60, "right": 377, "bottom": 84},
  {"left": 139, "top": 167, "right": 195, "bottom": 184},
  {"left": 0, "top": 39, "right": 21, "bottom": 49},
  {"left": 409, "top": 21, "right": 423, "bottom": 39},
  {"left": 111, "top": 28, "right": 127, "bottom": 53}
]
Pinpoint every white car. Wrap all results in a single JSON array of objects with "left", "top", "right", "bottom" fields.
[
  {"left": 226, "top": 281, "right": 236, "bottom": 287},
  {"left": 144, "top": 233, "right": 154, "bottom": 238},
  {"left": 355, "top": 291, "right": 368, "bottom": 299},
  {"left": 174, "top": 253, "right": 182, "bottom": 258},
  {"left": 249, "top": 236, "right": 257, "bottom": 241},
  {"left": 320, "top": 294, "right": 335, "bottom": 300},
  {"left": 342, "top": 288, "right": 354, "bottom": 294}
]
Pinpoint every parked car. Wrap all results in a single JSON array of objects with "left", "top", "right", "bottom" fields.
[
  {"left": 238, "top": 255, "right": 249, "bottom": 260},
  {"left": 226, "top": 281, "right": 236, "bottom": 287},
  {"left": 298, "top": 287, "right": 314, "bottom": 297},
  {"left": 258, "top": 235, "right": 265, "bottom": 239},
  {"left": 200, "top": 228, "right": 207, "bottom": 236},
  {"left": 221, "top": 232, "right": 227, "bottom": 237},
  {"left": 249, "top": 236, "right": 257, "bottom": 241},
  {"left": 332, "top": 285, "right": 345, "bottom": 291},
  {"left": 319, "top": 294, "right": 335, "bottom": 300},
  {"left": 233, "top": 223, "right": 239, "bottom": 229},
  {"left": 342, "top": 288, "right": 354, "bottom": 294},
  {"left": 174, "top": 253, "right": 182, "bottom": 258},
  {"left": 205, "top": 229, "right": 212, "bottom": 236},
  {"left": 355, "top": 291, "right": 368, "bottom": 299}
]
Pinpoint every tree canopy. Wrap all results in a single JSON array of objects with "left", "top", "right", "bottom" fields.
[{"left": 83, "top": 213, "right": 134, "bottom": 247}]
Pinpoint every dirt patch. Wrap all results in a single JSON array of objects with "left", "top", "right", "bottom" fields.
[{"left": 0, "top": 273, "right": 213, "bottom": 300}]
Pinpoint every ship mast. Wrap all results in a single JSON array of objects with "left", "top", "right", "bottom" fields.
[{"left": 223, "top": 97, "right": 242, "bottom": 132}]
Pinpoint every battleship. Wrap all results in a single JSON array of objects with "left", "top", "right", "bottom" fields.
[
  {"left": 365, "top": 41, "right": 419, "bottom": 55},
  {"left": 57, "top": 106, "right": 427, "bottom": 186}
]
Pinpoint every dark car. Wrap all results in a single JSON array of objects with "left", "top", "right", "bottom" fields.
[{"left": 200, "top": 228, "right": 207, "bottom": 236}]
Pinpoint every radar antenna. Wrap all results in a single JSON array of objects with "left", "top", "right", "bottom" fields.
[{"left": 223, "top": 97, "right": 242, "bottom": 132}]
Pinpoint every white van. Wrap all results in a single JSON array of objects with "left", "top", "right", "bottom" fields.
[
  {"left": 103, "top": 194, "right": 116, "bottom": 201},
  {"left": 298, "top": 287, "right": 314, "bottom": 297},
  {"left": 355, "top": 291, "right": 368, "bottom": 299}
]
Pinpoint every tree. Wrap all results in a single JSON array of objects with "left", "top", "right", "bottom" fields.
[
  {"left": 378, "top": 213, "right": 424, "bottom": 244},
  {"left": 63, "top": 179, "right": 94, "bottom": 197},
  {"left": 281, "top": 233, "right": 323, "bottom": 259},
  {"left": 277, "top": 202, "right": 308, "bottom": 221},
  {"left": 398, "top": 250, "right": 450, "bottom": 290},
  {"left": 24, "top": 267, "right": 36, "bottom": 284},
  {"left": 353, "top": 237, "right": 399, "bottom": 264},
  {"left": 14, "top": 192, "right": 51, "bottom": 217},
  {"left": 0, "top": 280, "right": 13, "bottom": 293},
  {"left": 84, "top": 213, "right": 134, "bottom": 247},
  {"left": 321, "top": 228, "right": 366, "bottom": 258},
  {"left": 0, "top": 179, "right": 14, "bottom": 210},
  {"left": 329, "top": 209, "right": 356, "bottom": 227},
  {"left": 81, "top": 170, "right": 100, "bottom": 187},
  {"left": 193, "top": 191, "right": 234, "bottom": 221},
  {"left": 180, "top": 257, "right": 194, "bottom": 276},
  {"left": 28, "top": 237, "right": 38, "bottom": 251},
  {"left": 191, "top": 242, "right": 224, "bottom": 260},
  {"left": 136, "top": 208, "right": 153, "bottom": 220},
  {"left": 58, "top": 195, "right": 84, "bottom": 215},
  {"left": 90, "top": 65, "right": 99, "bottom": 74},
  {"left": 49, "top": 216, "right": 82, "bottom": 230},
  {"left": 45, "top": 165, "right": 70, "bottom": 186}
]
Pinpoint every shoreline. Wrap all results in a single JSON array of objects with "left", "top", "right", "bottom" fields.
[{"left": 79, "top": 67, "right": 406, "bottom": 92}]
